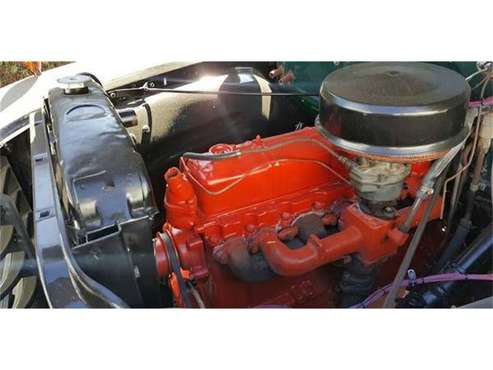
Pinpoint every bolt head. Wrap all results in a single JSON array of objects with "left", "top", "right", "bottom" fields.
[
  {"left": 246, "top": 224, "right": 256, "bottom": 233},
  {"left": 281, "top": 212, "right": 291, "bottom": 220}
]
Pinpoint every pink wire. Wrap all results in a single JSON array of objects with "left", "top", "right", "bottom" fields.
[
  {"left": 352, "top": 272, "right": 493, "bottom": 308},
  {"left": 469, "top": 96, "right": 493, "bottom": 107}
]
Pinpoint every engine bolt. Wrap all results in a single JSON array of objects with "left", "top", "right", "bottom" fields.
[
  {"left": 209, "top": 235, "right": 221, "bottom": 245},
  {"left": 281, "top": 212, "right": 291, "bottom": 220},
  {"left": 246, "top": 224, "right": 256, "bottom": 233},
  {"left": 212, "top": 246, "right": 227, "bottom": 264},
  {"left": 279, "top": 226, "right": 298, "bottom": 241},
  {"left": 322, "top": 213, "right": 337, "bottom": 226}
]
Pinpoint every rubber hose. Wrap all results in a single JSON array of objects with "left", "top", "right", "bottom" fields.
[{"left": 433, "top": 218, "right": 472, "bottom": 272}]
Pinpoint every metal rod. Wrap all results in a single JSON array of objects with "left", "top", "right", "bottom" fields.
[
  {"left": 109, "top": 86, "right": 319, "bottom": 97},
  {"left": 383, "top": 172, "right": 447, "bottom": 308}
]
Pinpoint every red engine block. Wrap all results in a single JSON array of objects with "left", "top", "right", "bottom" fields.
[{"left": 154, "top": 127, "right": 440, "bottom": 307}]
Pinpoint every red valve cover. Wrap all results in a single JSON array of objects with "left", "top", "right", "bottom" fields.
[{"left": 183, "top": 128, "right": 351, "bottom": 216}]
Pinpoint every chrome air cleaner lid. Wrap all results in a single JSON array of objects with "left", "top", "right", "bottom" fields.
[{"left": 317, "top": 62, "right": 470, "bottom": 161}]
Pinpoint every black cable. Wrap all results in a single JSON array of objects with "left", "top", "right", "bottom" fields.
[
  {"left": 109, "top": 86, "right": 319, "bottom": 97},
  {"left": 183, "top": 151, "right": 241, "bottom": 160}
]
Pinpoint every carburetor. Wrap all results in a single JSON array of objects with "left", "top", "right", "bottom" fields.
[{"left": 348, "top": 159, "right": 411, "bottom": 218}]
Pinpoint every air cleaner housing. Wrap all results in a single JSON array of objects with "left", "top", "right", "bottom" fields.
[{"left": 317, "top": 62, "right": 470, "bottom": 161}]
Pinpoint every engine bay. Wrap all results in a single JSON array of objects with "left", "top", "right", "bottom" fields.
[{"left": 1, "top": 61, "right": 492, "bottom": 308}]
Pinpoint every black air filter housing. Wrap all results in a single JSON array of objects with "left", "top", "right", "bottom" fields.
[{"left": 317, "top": 62, "right": 470, "bottom": 161}]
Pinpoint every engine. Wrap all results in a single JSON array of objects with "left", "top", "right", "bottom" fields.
[
  {"left": 4, "top": 59, "right": 492, "bottom": 310},
  {"left": 153, "top": 62, "right": 470, "bottom": 307}
]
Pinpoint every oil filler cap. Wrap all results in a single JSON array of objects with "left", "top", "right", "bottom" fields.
[
  {"left": 57, "top": 75, "right": 92, "bottom": 95},
  {"left": 317, "top": 62, "right": 470, "bottom": 161}
]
